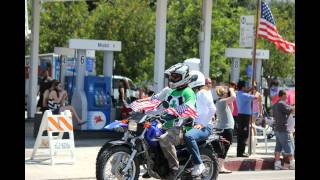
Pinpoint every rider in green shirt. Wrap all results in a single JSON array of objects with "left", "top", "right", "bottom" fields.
[{"left": 158, "top": 63, "right": 197, "bottom": 180}]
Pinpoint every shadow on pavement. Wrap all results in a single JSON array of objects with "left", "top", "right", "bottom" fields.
[
  {"left": 25, "top": 158, "right": 52, "bottom": 165},
  {"left": 45, "top": 178, "right": 95, "bottom": 180},
  {"left": 25, "top": 137, "right": 116, "bottom": 149},
  {"left": 25, "top": 131, "right": 123, "bottom": 149}
]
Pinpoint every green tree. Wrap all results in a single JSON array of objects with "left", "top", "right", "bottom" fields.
[
  {"left": 85, "top": 0, "right": 156, "bottom": 82},
  {"left": 25, "top": 1, "right": 90, "bottom": 55},
  {"left": 166, "top": 0, "right": 201, "bottom": 68},
  {"left": 210, "top": 0, "right": 249, "bottom": 82},
  {"left": 25, "top": 0, "right": 294, "bottom": 86}
]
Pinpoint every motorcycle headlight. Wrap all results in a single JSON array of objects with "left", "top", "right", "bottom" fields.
[{"left": 128, "top": 121, "right": 138, "bottom": 132}]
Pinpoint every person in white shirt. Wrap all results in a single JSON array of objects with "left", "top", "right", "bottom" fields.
[{"left": 184, "top": 71, "right": 216, "bottom": 176}]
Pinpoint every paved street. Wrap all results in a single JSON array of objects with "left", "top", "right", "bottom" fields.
[
  {"left": 218, "top": 170, "right": 295, "bottom": 180},
  {"left": 25, "top": 120, "right": 294, "bottom": 180},
  {"left": 25, "top": 135, "right": 287, "bottom": 180}
]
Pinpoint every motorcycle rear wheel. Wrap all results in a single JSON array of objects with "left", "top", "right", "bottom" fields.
[{"left": 181, "top": 147, "right": 219, "bottom": 180}]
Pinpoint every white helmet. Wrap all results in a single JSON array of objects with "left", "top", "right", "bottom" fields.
[
  {"left": 189, "top": 70, "right": 205, "bottom": 89},
  {"left": 164, "top": 63, "right": 191, "bottom": 89}
]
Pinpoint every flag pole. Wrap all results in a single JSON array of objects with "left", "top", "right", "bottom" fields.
[{"left": 249, "top": 0, "right": 261, "bottom": 156}]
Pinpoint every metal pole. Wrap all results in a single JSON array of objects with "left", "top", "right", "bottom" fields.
[
  {"left": 153, "top": 0, "right": 168, "bottom": 93},
  {"left": 200, "top": 0, "right": 213, "bottom": 77},
  {"left": 249, "top": 0, "right": 261, "bottom": 156},
  {"left": 103, "top": 51, "right": 114, "bottom": 78},
  {"left": 27, "top": 0, "right": 41, "bottom": 118},
  {"left": 255, "top": 59, "right": 262, "bottom": 91}
]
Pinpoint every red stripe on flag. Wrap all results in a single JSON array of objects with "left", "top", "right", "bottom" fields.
[
  {"left": 258, "top": 26, "right": 287, "bottom": 41},
  {"left": 258, "top": 29, "right": 295, "bottom": 53},
  {"left": 258, "top": 34, "right": 295, "bottom": 53},
  {"left": 259, "top": 20, "right": 278, "bottom": 32}
]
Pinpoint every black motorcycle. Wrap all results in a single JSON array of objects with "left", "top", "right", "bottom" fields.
[{"left": 96, "top": 102, "right": 220, "bottom": 180}]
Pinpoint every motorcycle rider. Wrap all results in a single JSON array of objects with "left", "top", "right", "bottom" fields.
[
  {"left": 185, "top": 70, "right": 216, "bottom": 176},
  {"left": 158, "top": 63, "right": 197, "bottom": 180}
]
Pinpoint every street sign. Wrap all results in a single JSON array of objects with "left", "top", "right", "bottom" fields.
[
  {"left": 240, "top": 16, "right": 254, "bottom": 48},
  {"left": 231, "top": 58, "right": 240, "bottom": 83},
  {"left": 225, "top": 48, "right": 269, "bottom": 59},
  {"left": 69, "top": 39, "right": 122, "bottom": 51}
]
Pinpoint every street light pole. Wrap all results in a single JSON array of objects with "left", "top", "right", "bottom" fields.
[
  {"left": 27, "top": 0, "right": 41, "bottom": 118},
  {"left": 249, "top": 0, "right": 261, "bottom": 155},
  {"left": 153, "top": 0, "right": 168, "bottom": 93}
]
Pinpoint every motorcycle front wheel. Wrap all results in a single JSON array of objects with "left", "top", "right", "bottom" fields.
[{"left": 96, "top": 146, "right": 140, "bottom": 180}]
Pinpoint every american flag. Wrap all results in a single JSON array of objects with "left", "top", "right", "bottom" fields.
[
  {"left": 130, "top": 99, "right": 162, "bottom": 112},
  {"left": 258, "top": 1, "right": 295, "bottom": 53},
  {"left": 165, "top": 104, "right": 198, "bottom": 120}
]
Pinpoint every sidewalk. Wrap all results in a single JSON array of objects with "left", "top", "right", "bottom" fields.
[
  {"left": 224, "top": 137, "right": 276, "bottom": 171},
  {"left": 25, "top": 120, "right": 277, "bottom": 180}
]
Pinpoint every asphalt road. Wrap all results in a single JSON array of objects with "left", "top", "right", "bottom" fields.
[
  {"left": 217, "top": 170, "right": 295, "bottom": 180},
  {"left": 140, "top": 170, "right": 295, "bottom": 180}
]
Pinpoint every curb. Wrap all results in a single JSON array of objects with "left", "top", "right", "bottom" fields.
[{"left": 224, "top": 157, "right": 275, "bottom": 171}]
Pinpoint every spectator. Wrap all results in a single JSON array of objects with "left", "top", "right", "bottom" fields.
[
  {"left": 41, "top": 80, "right": 57, "bottom": 113},
  {"left": 37, "top": 69, "right": 53, "bottom": 111},
  {"left": 270, "top": 79, "right": 280, "bottom": 106},
  {"left": 119, "top": 79, "right": 130, "bottom": 118},
  {"left": 271, "top": 90, "right": 295, "bottom": 170},
  {"left": 206, "top": 78, "right": 217, "bottom": 121},
  {"left": 251, "top": 82, "right": 263, "bottom": 138},
  {"left": 48, "top": 81, "right": 86, "bottom": 128},
  {"left": 215, "top": 86, "right": 236, "bottom": 173},
  {"left": 229, "top": 81, "right": 238, "bottom": 128},
  {"left": 236, "top": 80, "right": 259, "bottom": 157},
  {"left": 119, "top": 79, "right": 129, "bottom": 105}
]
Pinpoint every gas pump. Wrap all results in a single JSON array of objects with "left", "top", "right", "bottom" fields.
[
  {"left": 54, "top": 48, "right": 97, "bottom": 106},
  {"left": 68, "top": 39, "right": 121, "bottom": 131}
]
